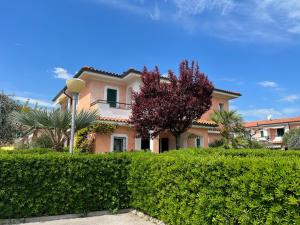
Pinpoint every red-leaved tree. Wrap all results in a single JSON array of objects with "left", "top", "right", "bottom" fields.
[{"left": 131, "top": 60, "right": 214, "bottom": 149}]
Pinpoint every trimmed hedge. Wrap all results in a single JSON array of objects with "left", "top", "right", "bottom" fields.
[
  {"left": 0, "top": 148, "right": 55, "bottom": 154},
  {"left": 0, "top": 153, "right": 130, "bottom": 218},
  {"left": 166, "top": 148, "right": 300, "bottom": 158},
  {"left": 128, "top": 151, "right": 300, "bottom": 225},
  {"left": 1, "top": 148, "right": 299, "bottom": 224}
]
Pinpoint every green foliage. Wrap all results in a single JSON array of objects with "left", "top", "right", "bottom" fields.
[
  {"left": 0, "top": 153, "right": 131, "bottom": 218},
  {"left": 0, "top": 148, "right": 55, "bottom": 154},
  {"left": 0, "top": 93, "right": 20, "bottom": 145},
  {"left": 13, "top": 109, "right": 98, "bottom": 151},
  {"left": 283, "top": 128, "right": 300, "bottom": 150},
  {"left": 128, "top": 149, "right": 300, "bottom": 225},
  {"left": 31, "top": 134, "right": 53, "bottom": 148},
  {"left": 211, "top": 110, "right": 245, "bottom": 149},
  {"left": 75, "top": 122, "right": 117, "bottom": 153},
  {"left": 209, "top": 137, "right": 265, "bottom": 149},
  {"left": 1, "top": 148, "right": 299, "bottom": 223}
]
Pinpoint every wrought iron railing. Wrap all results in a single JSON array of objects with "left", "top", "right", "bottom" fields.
[{"left": 91, "top": 99, "right": 132, "bottom": 110}]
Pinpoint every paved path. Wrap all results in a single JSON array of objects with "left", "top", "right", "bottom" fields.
[{"left": 20, "top": 212, "right": 156, "bottom": 225}]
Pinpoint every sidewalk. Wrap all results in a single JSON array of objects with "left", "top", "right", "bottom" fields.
[{"left": 19, "top": 212, "right": 156, "bottom": 225}]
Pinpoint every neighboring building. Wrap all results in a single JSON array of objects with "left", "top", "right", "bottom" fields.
[
  {"left": 53, "top": 66, "right": 241, "bottom": 153},
  {"left": 245, "top": 116, "right": 300, "bottom": 149}
]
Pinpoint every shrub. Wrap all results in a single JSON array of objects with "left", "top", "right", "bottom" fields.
[
  {"left": 0, "top": 148, "right": 55, "bottom": 154},
  {"left": 128, "top": 150, "right": 300, "bottom": 225},
  {"left": 31, "top": 134, "right": 53, "bottom": 148},
  {"left": 75, "top": 122, "right": 117, "bottom": 153},
  {"left": 1, "top": 148, "right": 299, "bottom": 224},
  {"left": 283, "top": 128, "right": 300, "bottom": 150},
  {"left": 0, "top": 153, "right": 131, "bottom": 218}
]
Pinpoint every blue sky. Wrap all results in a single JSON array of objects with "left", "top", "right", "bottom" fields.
[{"left": 1, "top": 0, "right": 300, "bottom": 121}]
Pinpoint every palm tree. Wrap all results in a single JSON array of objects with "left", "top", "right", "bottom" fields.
[
  {"left": 13, "top": 109, "right": 98, "bottom": 151},
  {"left": 211, "top": 110, "right": 245, "bottom": 149}
]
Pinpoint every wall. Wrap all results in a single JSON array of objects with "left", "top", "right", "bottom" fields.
[
  {"left": 94, "top": 126, "right": 136, "bottom": 153},
  {"left": 208, "top": 133, "right": 221, "bottom": 145},
  {"left": 89, "top": 79, "right": 127, "bottom": 104},
  {"left": 77, "top": 80, "right": 92, "bottom": 111},
  {"left": 201, "top": 96, "right": 229, "bottom": 120}
]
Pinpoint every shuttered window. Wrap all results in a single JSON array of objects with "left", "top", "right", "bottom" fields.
[{"left": 107, "top": 88, "right": 117, "bottom": 108}]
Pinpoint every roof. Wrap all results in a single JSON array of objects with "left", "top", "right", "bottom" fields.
[
  {"left": 98, "top": 116, "right": 218, "bottom": 127},
  {"left": 245, "top": 116, "right": 300, "bottom": 128},
  {"left": 52, "top": 66, "right": 241, "bottom": 102},
  {"left": 98, "top": 117, "right": 130, "bottom": 124},
  {"left": 194, "top": 119, "right": 218, "bottom": 127}
]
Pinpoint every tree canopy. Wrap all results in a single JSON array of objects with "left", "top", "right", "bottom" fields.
[
  {"left": 131, "top": 60, "right": 214, "bottom": 149},
  {"left": 0, "top": 93, "right": 20, "bottom": 145}
]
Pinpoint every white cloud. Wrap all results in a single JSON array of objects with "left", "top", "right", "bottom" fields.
[
  {"left": 258, "top": 81, "right": 278, "bottom": 88},
  {"left": 150, "top": 3, "right": 161, "bottom": 20},
  {"left": 53, "top": 67, "right": 72, "bottom": 80},
  {"left": 282, "top": 107, "right": 300, "bottom": 114},
  {"left": 92, "top": 0, "right": 300, "bottom": 42},
  {"left": 13, "top": 96, "right": 55, "bottom": 108},
  {"left": 239, "top": 106, "right": 300, "bottom": 120},
  {"left": 280, "top": 94, "right": 300, "bottom": 103},
  {"left": 239, "top": 108, "right": 282, "bottom": 120},
  {"left": 173, "top": 0, "right": 235, "bottom": 16}
]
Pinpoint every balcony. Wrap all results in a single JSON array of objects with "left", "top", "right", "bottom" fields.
[{"left": 91, "top": 100, "right": 132, "bottom": 119}]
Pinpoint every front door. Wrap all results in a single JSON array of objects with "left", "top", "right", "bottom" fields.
[
  {"left": 160, "top": 138, "right": 169, "bottom": 153},
  {"left": 141, "top": 138, "right": 150, "bottom": 150}
]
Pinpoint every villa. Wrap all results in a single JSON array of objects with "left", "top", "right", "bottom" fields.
[
  {"left": 245, "top": 116, "right": 300, "bottom": 149},
  {"left": 53, "top": 66, "right": 241, "bottom": 153}
]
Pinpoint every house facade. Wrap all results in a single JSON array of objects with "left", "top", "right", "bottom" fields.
[
  {"left": 53, "top": 66, "right": 241, "bottom": 153},
  {"left": 245, "top": 116, "right": 300, "bottom": 149}
]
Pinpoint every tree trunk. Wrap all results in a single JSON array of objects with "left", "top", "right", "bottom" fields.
[{"left": 175, "top": 134, "right": 181, "bottom": 150}]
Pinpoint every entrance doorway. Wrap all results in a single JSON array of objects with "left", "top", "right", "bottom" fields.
[
  {"left": 141, "top": 138, "right": 150, "bottom": 150},
  {"left": 159, "top": 138, "right": 169, "bottom": 153}
]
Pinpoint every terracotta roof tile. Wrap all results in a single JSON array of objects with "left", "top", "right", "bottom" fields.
[
  {"left": 245, "top": 116, "right": 300, "bottom": 128},
  {"left": 98, "top": 117, "right": 130, "bottom": 123},
  {"left": 97, "top": 117, "right": 217, "bottom": 127},
  {"left": 194, "top": 119, "right": 218, "bottom": 127}
]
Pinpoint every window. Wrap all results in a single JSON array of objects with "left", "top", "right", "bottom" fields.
[
  {"left": 219, "top": 103, "right": 224, "bottom": 111},
  {"left": 260, "top": 130, "right": 264, "bottom": 137},
  {"left": 113, "top": 137, "right": 126, "bottom": 152},
  {"left": 195, "top": 136, "right": 203, "bottom": 148},
  {"left": 277, "top": 128, "right": 285, "bottom": 137},
  {"left": 106, "top": 88, "right": 117, "bottom": 108}
]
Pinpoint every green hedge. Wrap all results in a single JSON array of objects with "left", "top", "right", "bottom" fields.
[
  {"left": 128, "top": 152, "right": 300, "bottom": 225},
  {"left": 0, "top": 153, "right": 130, "bottom": 219},
  {"left": 1, "top": 148, "right": 300, "bottom": 224},
  {"left": 0, "top": 148, "right": 55, "bottom": 154},
  {"left": 166, "top": 148, "right": 300, "bottom": 158}
]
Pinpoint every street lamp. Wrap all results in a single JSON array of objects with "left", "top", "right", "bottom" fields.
[{"left": 66, "top": 78, "right": 85, "bottom": 154}]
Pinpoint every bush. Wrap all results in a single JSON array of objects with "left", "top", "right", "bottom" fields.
[
  {"left": 0, "top": 148, "right": 55, "bottom": 155},
  {"left": 31, "top": 134, "right": 53, "bottom": 148},
  {"left": 1, "top": 148, "right": 299, "bottom": 224},
  {"left": 0, "top": 153, "right": 131, "bottom": 218},
  {"left": 75, "top": 122, "right": 117, "bottom": 153},
  {"left": 128, "top": 150, "right": 300, "bottom": 225},
  {"left": 284, "top": 128, "right": 300, "bottom": 150}
]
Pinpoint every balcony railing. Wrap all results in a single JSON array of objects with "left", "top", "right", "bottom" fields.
[
  {"left": 91, "top": 100, "right": 132, "bottom": 110},
  {"left": 90, "top": 99, "right": 132, "bottom": 119}
]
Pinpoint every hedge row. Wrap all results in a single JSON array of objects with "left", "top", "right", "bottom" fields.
[
  {"left": 166, "top": 148, "right": 300, "bottom": 158},
  {"left": 128, "top": 152, "right": 300, "bottom": 225},
  {"left": 0, "top": 153, "right": 130, "bottom": 218},
  {"left": 1, "top": 149, "right": 299, "bottom": 224}
]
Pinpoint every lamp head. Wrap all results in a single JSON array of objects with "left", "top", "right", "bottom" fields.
[{"left": 66, "top": 78, "right": 85, "bottom": 94}]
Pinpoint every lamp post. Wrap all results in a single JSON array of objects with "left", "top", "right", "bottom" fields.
[{"left": 66, "top": 78, "right": 85, "bottom": 155}]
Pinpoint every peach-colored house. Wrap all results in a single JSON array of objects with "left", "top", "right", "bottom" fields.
[
  {"left": 53, "top": 66, "right": 241, "bottom": 153},
  {"left": 245, "top": 116, "right": 300, "bottom": 149}
]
